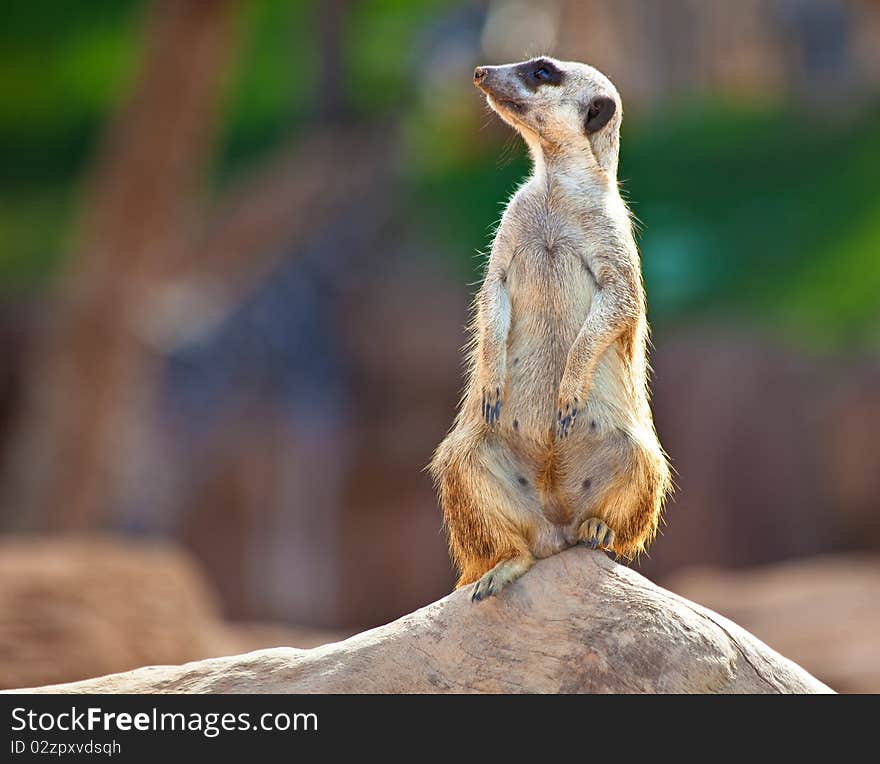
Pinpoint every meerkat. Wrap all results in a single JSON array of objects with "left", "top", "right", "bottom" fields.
[{"left": 429, "top": 57, "right": 672, "bottom": 601}]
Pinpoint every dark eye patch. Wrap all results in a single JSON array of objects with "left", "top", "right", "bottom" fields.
[{"left": 518, "top": 58, "right": 563, "bottom": 89}]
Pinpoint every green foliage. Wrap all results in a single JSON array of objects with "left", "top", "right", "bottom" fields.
[
  {"left": 212, "top": 0, "right": 315, "bottom": 180},
  {"left": 621, "top": 100, "right": 880, "bottom": 345},
  {"left": 0, "top": 1, "right": 143, "bottom": 288},
  {"left": 345, "top": 0, "right": 450, "bottom": 115},
  {"left": 0, "top": 0, "right": 142, "bottom": 178},
  {"left": 1, "top": 0, "right": 878, "bottom": 349}
]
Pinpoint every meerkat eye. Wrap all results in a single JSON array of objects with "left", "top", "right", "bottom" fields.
[{"left": 522, "top": 60, "right": 561, "bottom": 86}]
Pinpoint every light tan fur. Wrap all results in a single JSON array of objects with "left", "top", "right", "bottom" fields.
[{"left": 429, "top": 57, "right": 672, "bottom": 599}]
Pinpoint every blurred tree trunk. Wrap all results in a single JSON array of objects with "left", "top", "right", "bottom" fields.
[
  {"left": 3, "top": 0, "right": 409, "bottom": 628},
  {"left": 3, "top": 0, "right": 236, "bottom": 530}
]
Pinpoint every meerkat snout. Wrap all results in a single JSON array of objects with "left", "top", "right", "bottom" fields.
[{"left": 473, "top": 66, "right": 486, "bottom": 84}]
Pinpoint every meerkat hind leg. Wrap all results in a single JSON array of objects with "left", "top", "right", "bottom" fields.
[
  {"left": 578, "top": 516, "right": 616, "bottom": 551},
  {"left": 471, "top": 554, "right": 534, "bottom": 602}
]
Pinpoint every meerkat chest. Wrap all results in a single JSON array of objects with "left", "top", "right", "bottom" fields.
[{"left": 503, "top": 209, "right": 596, "bottom": 317}]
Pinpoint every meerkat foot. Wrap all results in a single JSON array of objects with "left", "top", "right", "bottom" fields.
[
  {"left": 471, "top": 556, "right": 533, "bottom": 602},
  {"left": 578, "top": 517, "right": 615, "bottom": 551},
  {"left": 481, "top": 385, "right": 502, "bottom": 428}
]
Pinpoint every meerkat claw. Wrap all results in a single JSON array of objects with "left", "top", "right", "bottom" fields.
[
  {"left": 472, "top": 573, "right": 495, "bottom": 601},
  {"left": 579, "top": 517, "right": 615, "bottom": 551},
  {"left": 482, "top": 387, "right": 502, "bottom": 428},
  {"left": 557, "top": 403, "right": 578, "bottom": 438},
  {"left": 471, "top": 557, "right": 533, "bottom": 602}
]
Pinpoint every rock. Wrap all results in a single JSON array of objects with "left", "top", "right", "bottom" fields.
[
  {"left": 0, "top": 535, "right": 228, "bottom": 690},
  {"left": 0, "top": 536, "right": 345, "bottom": 691},
  {"left": 665, "top": 555, "right": 880, "bottom": 693},
  {"left": 15, "top": 548, "right": 831, "bottom": 694}
]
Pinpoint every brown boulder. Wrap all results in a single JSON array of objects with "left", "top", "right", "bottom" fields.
[
  {"left": 0, "top": 535, "right": 227, "bottom": 690},
  {"left": 0, "top": 535, "right": 345, "bottom": 690}
]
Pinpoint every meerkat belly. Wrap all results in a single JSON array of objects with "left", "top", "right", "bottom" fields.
[
  {"left": 502, "top": 248, "right": 593, "bottom": 440},
  {"left": 496, "top": 245, "right": 640, "bottom": 554}
]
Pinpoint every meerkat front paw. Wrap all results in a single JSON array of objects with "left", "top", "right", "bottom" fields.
[
  {"left": 555, "top": 385, "right": 582, "bottom": 438},
  {"left": 481, "top": 385, "right": 503, "bottom": 428},
  {"left": 579, "top": 516, "right": 615, "bottom": 550}
]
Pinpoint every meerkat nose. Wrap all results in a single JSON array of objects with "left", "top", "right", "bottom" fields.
[{"left": 473, "top": 66, "right": 487, "bottom": 84}]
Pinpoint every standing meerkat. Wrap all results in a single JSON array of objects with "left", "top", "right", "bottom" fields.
[{"left": 429, "top": 57, "right": 671, "bottom": 601}]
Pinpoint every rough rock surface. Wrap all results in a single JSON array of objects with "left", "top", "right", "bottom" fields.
[{"left": 17, "top": 547, "right": 831, "bottom": 694}]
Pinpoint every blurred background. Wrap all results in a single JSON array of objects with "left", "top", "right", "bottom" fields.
[{"left": 1, "top": 0, "right": 879, "bottom": 692}]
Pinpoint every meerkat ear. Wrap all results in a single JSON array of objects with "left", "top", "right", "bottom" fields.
[{"left": 584, "top": 96, "right": 616, "bottom": 134}]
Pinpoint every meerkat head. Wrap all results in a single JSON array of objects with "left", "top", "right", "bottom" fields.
[{"left": 473, "top": 56, "right": 621, "bottom": 176}]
